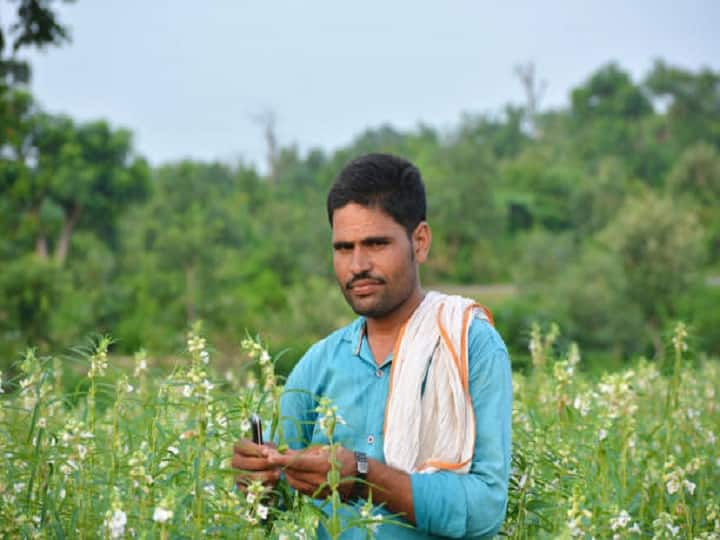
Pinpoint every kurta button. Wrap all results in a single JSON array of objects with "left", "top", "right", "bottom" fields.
[
  {"left": 367, "top": 435, "right": 375, "bottom": 444},
  {"left": 375, "top": 369, "right": 383, "bottom": 378}
]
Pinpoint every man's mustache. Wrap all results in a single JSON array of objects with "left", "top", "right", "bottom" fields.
[{"left": 346, "top": 273, "right": 385, "bottom": 290}]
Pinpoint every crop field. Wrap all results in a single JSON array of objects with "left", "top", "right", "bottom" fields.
[{"left": 1, "top": 323, "right": 718, "bottom": 539}]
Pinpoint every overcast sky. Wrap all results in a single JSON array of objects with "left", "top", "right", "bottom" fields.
[{"left": 20, "top": 0, "right": 720, "bottom": 169}]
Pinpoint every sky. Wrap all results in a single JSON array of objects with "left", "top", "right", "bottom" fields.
[{"left": 17, "top": 0, "right": 720, "bottom": 170}]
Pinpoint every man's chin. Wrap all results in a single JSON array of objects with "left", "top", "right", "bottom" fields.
[{"left": 347, "top": 297, "right": 392, "bottom": 319}]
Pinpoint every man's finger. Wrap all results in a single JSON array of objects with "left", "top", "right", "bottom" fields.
[
  {"left": 268, "top": 448, "right": 329, "bottom": 472},
  {"left": 283, "top": 468, "right": 321, "bottom": 485},
  {"left": 233, "top": 439, "right": 268, "bottom": 457},
  {"left": 284, "top": 471, "right": 327, "bottom": 498},
  {"left": 231, "top": 454, "right": 273, "bottom": 471}
]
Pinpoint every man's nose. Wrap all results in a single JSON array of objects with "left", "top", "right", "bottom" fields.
[{"left": 349, "top": 247, "right": 371, "bottom": 275}]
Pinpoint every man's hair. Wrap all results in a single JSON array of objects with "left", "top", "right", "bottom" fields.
[{"left": 326, "top": 153, "right": 427, "bottom": 235}]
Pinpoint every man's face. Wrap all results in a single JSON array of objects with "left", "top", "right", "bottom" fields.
[{"left": 331, "top": 203, "right": 428, "bottom": 319}]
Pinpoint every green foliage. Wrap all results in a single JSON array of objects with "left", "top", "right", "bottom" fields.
[
  {"left": 2, "top": 58, "right": 720, "bottom": 366},
  {"left": 1, "top": 326, "right": 718, "bottom": 537},
  {"left": 0, "top": 255, "right": 66, "bottom": 359},
  {"left": 520, "top": 190, "right": 708, "bottom": 358},
  {"left": 0, "top": 332, "right": 389, "bottom": 539},
  {"left": 598, "top": 191, "right": 706, "bottom": 329},
  {"left": 645, "top": 60, "right": 720, "bottom": 149},
  {"left": 506, "top": 325, "right": 719, "bottom": 538},
  {"left": 0, "top": 0, "right": 72, "bottom": 86}
]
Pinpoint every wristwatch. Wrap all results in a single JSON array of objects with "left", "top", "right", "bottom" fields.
[{"left": 349, "top": 451, "right": 368, "bottom": 501}]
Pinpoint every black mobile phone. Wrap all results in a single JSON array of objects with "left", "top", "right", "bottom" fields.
[{"left": 250, "top": 414, "right": 263, "bottom": 445}]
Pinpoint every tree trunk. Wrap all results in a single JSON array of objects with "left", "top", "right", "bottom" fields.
[
  {"left": 29, "top": 205, "right": 48, "bottom": 261},
  {"left": 35, "top": 234, "right": 48, "bottom": 260},
  {"left": 54, "top": 205, "right": 81, "bottom": 266},
  {"left": 648, "top": 319, "right": 665, "bottom": 362},
  {"left": 185, "top": 264, "right": 197, "bottom": 324}
]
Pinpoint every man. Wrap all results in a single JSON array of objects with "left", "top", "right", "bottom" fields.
[{"left": 233, "top": 153, "right": 512, "bottom": 539}]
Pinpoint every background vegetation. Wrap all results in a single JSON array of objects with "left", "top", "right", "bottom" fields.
[
  {"left": 1, "top": 2, "right": 719, "bottom": 376},
  {"left": 1, "top": 3, "right": 719, "bottom": 538}
]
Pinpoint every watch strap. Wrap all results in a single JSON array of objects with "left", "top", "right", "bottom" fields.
[{"left": 349, "top": 451, "right": 368, "bottom": 501}]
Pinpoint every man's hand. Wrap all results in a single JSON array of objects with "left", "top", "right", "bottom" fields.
[
  {"left": 232, "top": 439, "right": 281, "bottom": 490},
  {"left": 267, "top": 445, "right": 357, "bottom": 499}
]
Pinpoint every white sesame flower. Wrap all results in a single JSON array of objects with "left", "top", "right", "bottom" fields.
[
  {"left": 37, "top": 417, "right": 47, "bottom": 429},
  {"left": 134, "top": 358, "right": 147, "bottom": 376},
  {"left": 518, "top": 472, "right": 528, "bottom": 489},
  {"left": 246, "top": 492, "right": 256, "bottom": 504},
  {"left": 683, "top": 479, "right": 696, "bottom": 495},
  {"left": 105, "top": 509, "right": 127, "bottom": 539},
  {"left": 200, "top": 350, "right": 209, "bottom": 365},
  {"left": 167, "top": 446, "right": 179, "bottom": 456},
  {"left": 14, "top": 482, "right": 25, "bottom": 493},
  {"left": 182, "top": 385, "right": 193, "bottom": 398},
  {"left": 240, "top": 419, "right": 251, "bottom": 433},
  {"left": 368, "top": 513, "right": 383, "bottom": 532},
  {"left": 598, "top": 429, "right": 608, "bottom": 441},
  {"left": 666, "top": 478, "right": 680, "bottom": 495},
  {"left": 77, "top": 444, "right": 88, "bottom": 460},
  {"left": 201, "top": 379, "right": 214, "bottom": 392},
  {"left": 259, "top": 350, "right": 271, "bottom": 365},
  {"left": 610, "top": 510, "right": 631, "bottom": 531},
  {"left": 153, "top": 506, "right": 173, "bottom": 523},
  {"left": 257, "top": 504, "right": 268, "bottom": 520}
]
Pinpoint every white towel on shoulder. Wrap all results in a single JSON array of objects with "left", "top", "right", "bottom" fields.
[{"left": 383, "top": 291, "right": 489, "bottom": 474}]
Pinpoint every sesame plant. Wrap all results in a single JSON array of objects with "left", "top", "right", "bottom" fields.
[
  {"left": 1, "top": 321, "right": 718, "bottom": 538},
  {"left": 0, "top": 330, "right": 384, "bottom": 539},
  {"left": 506, "top": 322, "right": 720, "bottom": 539}
]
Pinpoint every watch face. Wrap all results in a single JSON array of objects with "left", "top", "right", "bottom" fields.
[{"left": 356, "top": 452, "right": 369, "bottom": 475}]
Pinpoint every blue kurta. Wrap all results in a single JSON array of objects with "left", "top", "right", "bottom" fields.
[{"left": 277, "top": 315, "right": 512, "bottom": 539}]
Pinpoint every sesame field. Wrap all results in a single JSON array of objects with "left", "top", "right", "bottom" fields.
[{"left": 1, "top": 323, "right": 718, "bottom": 539}]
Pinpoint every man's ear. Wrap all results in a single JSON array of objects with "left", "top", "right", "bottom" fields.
[{"left": 412, "top": 222, "right": 431, "bottom": 263}]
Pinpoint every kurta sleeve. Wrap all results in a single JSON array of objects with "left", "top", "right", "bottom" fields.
[{"left": 410, "top": 320, "right": 512, "bottom": 539}]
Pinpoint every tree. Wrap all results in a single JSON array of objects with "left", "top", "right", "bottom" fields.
[
  {"left": 667, "top": 142, "right": 720, "bottom": 261},
  {"left": 1, "top": 112, "right": 150, "bottom": 266},
  {"left": 645, "top": 60, "right": 720, "bottom": 149},
  {"left": 667, "top": 141, "right": 720, "bottom": 204},
  {"left": 500, "top": 146, "right": 581, "bottom": 232},
  {"left": 514, "top": 62, "right": 547, "bottom": 137},
  {"left": 598, "top": 190, "right": 706, "bottom": 356},
  {"left": 568, "top": 63, "right": 669, "bottom": 182},
  {"left": 0, "top": 0, "right": 73, "bottom": 87}
]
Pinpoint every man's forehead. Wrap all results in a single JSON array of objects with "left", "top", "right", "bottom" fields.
[{"left": 331, "top": 203, "right": 402, "bottom": 237}]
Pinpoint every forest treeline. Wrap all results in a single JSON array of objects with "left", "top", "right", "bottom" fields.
[
  {"left": 1, "top": 2, "right": 719, "bottom": 371},
  {"left": 2, "top": 57, "right": 719, "bottom": 373}
]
